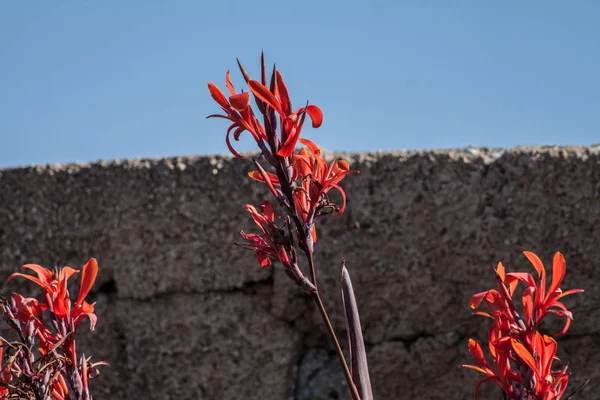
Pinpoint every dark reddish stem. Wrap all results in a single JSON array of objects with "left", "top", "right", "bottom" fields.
[{"left": 312, "top": 292, "right": 361, "bottom": 400}]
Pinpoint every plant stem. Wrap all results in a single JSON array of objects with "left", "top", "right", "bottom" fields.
[
  {"left": 312, "top": 292, "right": 361, "bottom": 400},
  {"left": 306, "top": 248, "right": 318, "bottom": 289}
]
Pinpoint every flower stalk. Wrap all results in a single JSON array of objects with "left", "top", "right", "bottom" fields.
[{"left": 208, "top": 53, "right": 368, "bottom": 400}]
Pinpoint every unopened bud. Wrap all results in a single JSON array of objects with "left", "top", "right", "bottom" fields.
[
  {"left": 26, "top": 320, "right": 36, "bottom": 344},
  {"left": 300, "top": 277, "right": 318, "bottom": 293},
  {"left": 71, "top": 367, "right": 84, "bottom": 396}
]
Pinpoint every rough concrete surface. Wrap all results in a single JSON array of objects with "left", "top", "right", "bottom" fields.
[{"left": 0, "top": 146, "right": 599, "bottom": 399}]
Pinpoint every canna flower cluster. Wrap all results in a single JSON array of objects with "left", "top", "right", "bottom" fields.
[
  {"left": 0, "top": 259, "right": 107, "bottom": 400},
  {"left": 462, "top": 252, "right": 583, "bottom": 399},
  {"left": 208, "top": 53, "right": 356, "bottom": 288}
]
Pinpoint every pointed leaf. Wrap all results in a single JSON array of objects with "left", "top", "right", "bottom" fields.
[{"left": 341, "top": 260, "right": 373, "bottom": 400}]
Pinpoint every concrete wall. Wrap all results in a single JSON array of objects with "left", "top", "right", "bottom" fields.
[{"left": 0, "top": 146, "right": 599, "bottom": 399}]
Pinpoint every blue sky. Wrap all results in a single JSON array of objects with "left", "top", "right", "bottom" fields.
[{"left": 1, "top": 1, "right": 598, "bottom": 168}]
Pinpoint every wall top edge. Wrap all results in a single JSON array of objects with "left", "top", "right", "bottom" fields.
[{"left": 2, "top": 144, "right": 600, "bottom": 173}]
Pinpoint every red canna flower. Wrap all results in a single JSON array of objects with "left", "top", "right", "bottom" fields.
[
  {"left": 8, "top": 259, "right": 98, "bottom": 331},
  {"left": 207, "top": 71, "right": 263, "bottom": 158},
  {"left": 293, "top": 138, "right": 357, "bottom": 216},
  {"left": 207, "top": 53, "right": 323, "bottom": 158},
  {"left": 248, "top": 138, "right": 357, "bottom": 243},
  {"left": 238, "top": 201, "right": 292, "bottom": 268},
  {"left": 503, "top": 252, "right": 583, "bottom": 335},
  {"left": 245, "top": 73, "right": 323, "bottom": 157},
  {"left": 463, "top": 252, "right": 582, "bottom": 399}
]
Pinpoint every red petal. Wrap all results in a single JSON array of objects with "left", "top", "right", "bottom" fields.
[
  {"left": 275, "top": 70, "right": 291, "bottom": 115},
  {"left": 537, "top": 334, "right": 557, "bottom": 378},
  {"left": 545, "top": 303, "right": 574, "bottom": 336},
  {"left": 76, "top": 259, "right": 98, "bottom": 309},
  {"left": 248, "top": 80, "right": 283, "bottom": 116},
  {"left": 53, "top": 294, "right": 70, "bottom": 318},
  {"left": 523, "top": 251, "right": 546, "bottom": 310},
  {"left": 278, "top": 126, "right": 300, "bottom": 157},
  {"left": 7, "top": 272, "right": 47, "bottom": 289},
  {"left": 496, "top": 262, "right": 505, "bottom": 281},
  {"left": 260, "top": 201, "right": 274, "bottom": 222},
  {"left": 299, "top": 138, "right": 322, "bottom": 158},
  {"left": 225, "top": 125, "right": 243, "bottom": 158},
  {"left": 469, "top": 291, "right": 489, "bottom": 310},
  {"left": 555, "top": 288, "right": 584, "bottom": 299},
  {"left": 225, "top": 70, "right": 236, "bottom": 96},
  {"left": 523, "top": 251, "right": 545, "bottom": 277},
  {"left": 510, "top": 339, "right": 540, "bottom": 380},
  {"left": 332, "top": 184, "right": 347, "bottom": 215},
  {"left": 522, "top": 286, "right": 534, "bottom": 326},
  {"left": 256, "top": 251, "right": 272, "bottom": 268},
  {"left": 253, "top": 160, "right": 280, "bottom": 198},
  {"left": 506, "top": 272, "right": 536, "bottom": 287},
  {"left": 548, "top": 252, "right": 566, "bottom": 299},
  {"left": 207, "top": 82, "right": 230, "bottom": 109},
  {"left": 245, "top": 204, "right": 267, "bottom": 234},
  {"left": 305, "top": 105, "right": 323, "bottom": 128},
  {"left": 229, "top": 92, "right": 250, "bottom": 112},
  {"left": 468, "top": 338, "right": 490, "bottom": 370},
  {"left": 248, "top": 170, "right": 281, "bottom": 186},
  {"left": 21, "top": 264, "right": 53, "bottom": 284}
]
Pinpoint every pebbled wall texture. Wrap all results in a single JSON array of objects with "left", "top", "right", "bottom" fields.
[{"left": 0, "top": 146, "right": 599, "bottom": 399}]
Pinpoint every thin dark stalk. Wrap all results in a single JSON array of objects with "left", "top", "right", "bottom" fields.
[
  {"left": 312, "top": 292, "right": 361, "bottom": 400},
  {"left": 305, "top": 247, "right": 318, "bottom": 290}
]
